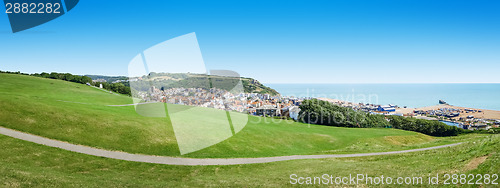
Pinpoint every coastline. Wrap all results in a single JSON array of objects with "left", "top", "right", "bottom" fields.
[
  {"left": 317, "top": 97, "right": 500, "bottom": 121},
  {"left": 395, "top": 104, "right": 500, "bottom": 120},
  {"left": 269, "top": 83, "right": 500, "bottom": 112}
]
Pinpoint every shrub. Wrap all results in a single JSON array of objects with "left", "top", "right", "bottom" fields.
[{"left": 299, "top": 99, "right": 463, "bottom": 137}]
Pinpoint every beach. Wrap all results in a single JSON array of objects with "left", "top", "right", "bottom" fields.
[
  {"left": 317, "top": 97, "right": 500, "bottom": 121},
  {"left": 396, "top": 104, "right": 500, "bottom": 120}
]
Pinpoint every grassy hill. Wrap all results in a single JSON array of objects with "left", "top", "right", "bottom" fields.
[
  {"left": 0, "top": 132, "right": 497, "bottom": 187},
  {"left": 0, "top": 73, "right": 458, "bottom": 158},
  {"left": 0, "top": 73, "right": 498, "bottom": 186},
  {"left": 241, "top": 77, "right": 279, "bottom": 95}
]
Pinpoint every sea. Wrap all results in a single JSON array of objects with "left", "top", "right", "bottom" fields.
[{"left": 266, "top": 84, "right": 500, "bottom": 111}]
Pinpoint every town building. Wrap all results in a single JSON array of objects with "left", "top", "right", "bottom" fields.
[{"left": 256, "top": 105, "right": 279, "bottom": 116}]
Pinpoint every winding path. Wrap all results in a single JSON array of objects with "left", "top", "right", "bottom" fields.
[
  {"left": 0, "top": 126, "right": 462, "bottom": 166},
  {"left": 107, "top": 102, "right": 159, "bottom": 107}
]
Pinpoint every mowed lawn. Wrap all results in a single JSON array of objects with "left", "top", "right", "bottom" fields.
[
  {"left": 0, "top": 73, "right": 459, "bottom": 158},
  {"left": 0, "top": 133, "right": 497, "bottom": 187}
]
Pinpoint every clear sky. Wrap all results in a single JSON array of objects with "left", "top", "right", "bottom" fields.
[{"left": 1, "top": 0, "right": 499, "bottom": 83}]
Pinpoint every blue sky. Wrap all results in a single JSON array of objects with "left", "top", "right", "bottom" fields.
[{"left": 1, "top": 0, "right": 499, "bottom": 83}]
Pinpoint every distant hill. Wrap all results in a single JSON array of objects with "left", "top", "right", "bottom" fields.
[
  {"left": 88, "top": 73, "right": 280, "bottom": 95},
  {"left": 0, "top": 70, "right": 279, "bottom": 95},
  {"left": 85, "top": 75, "right": 128, "bottom": 83},
  {"left": 240, "top": 77, "right": 279, "bottom": 95}
]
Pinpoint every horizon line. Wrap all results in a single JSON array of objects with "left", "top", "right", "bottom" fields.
[
  {"left": 2, "top": 70, "right": 499, "bottom": 84},
  {"left": 264, "top": 82, "right": 500, "bottom": 84}
]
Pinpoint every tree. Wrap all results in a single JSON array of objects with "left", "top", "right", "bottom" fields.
[
  {"left": 80, "top": 76, "right": 92, "bottom": 84},
  {"left": 299, "top": 99, "right": 463, "bottom": 137}
]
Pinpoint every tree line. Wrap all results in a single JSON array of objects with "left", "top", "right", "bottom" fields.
[
  {"left": 387, "top": 115, "right": 463, "bottom": 136},
  {"left": 91, "top": 81, "right": 131, "bottom": 95},
  {"left": 32, "top": 72, "right": 93, "bottom": 85},
  {"left": 298, "top": 99, "right": 463, "bottom": 136},
  {"left": 1, "top": 71, "right": 131, "bottom": 96}
]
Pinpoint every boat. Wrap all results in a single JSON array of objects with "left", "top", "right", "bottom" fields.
[
  {"left": 445, "top": 112, "right": 460, "bottom": 118},
  {"left": 439, "top": 100, "right": 447, "bottom": 104}
]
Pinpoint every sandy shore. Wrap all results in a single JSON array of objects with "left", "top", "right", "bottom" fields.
[
  {"left": 395, "top": 104, "right": 500, "bottom": 120},
  {"left": 317, "top": 98, "right": 500, "bottom": 120}
]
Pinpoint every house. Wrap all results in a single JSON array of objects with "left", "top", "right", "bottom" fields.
[
  {"left": 280, "top": 106, "right": 290, "bottom": 117},
  {"left": 378, "top": 105, "right": 396, "bottom": 112},
  {"left": 256, "top": 105, "right": 278, "bottom": 116},
  {"left": 280, "top": 106, "right": 301, "bottom": 120},
  {"left": 289, "top": 106, "right": 301, "bottom": 120},
  {"left": 389, "top": 113, "right": 404, "bottom": 116},
  {"left": 369, "top": 111, "right": 384, "bottom": 115},
  {"left": 470, "top": 124, "right": 491, "bottom": 130}
]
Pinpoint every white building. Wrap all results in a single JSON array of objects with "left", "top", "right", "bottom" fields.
[{"left": 289, "top": 106, "right": 301, "bottom": 121}]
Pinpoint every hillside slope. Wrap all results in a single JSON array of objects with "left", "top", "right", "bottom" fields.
[
  {"left": 241, "top": 77, "right": 279, "bottom": 95},
  {"left": 0, "top": 73, "right": 455, "bottom": 158},
  {"left": 87, "top": 73, "right": 280, "bottom": 95},
  {"left": 0, "top": 133, "right": 496, "bottom": 186}
]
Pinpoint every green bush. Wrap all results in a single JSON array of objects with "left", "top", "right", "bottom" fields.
[
  {"left": 298, "top": 99, "right": 389, "bottom": 128},
  {"left": 299, "top": 99, "right": 463, "bottom": 136},
  {"left": 387, "top": 115, "right": 463, "bottom": 136}
]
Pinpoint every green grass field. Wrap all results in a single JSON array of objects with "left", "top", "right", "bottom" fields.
[
  {"left": 0, "top": 73, "right": 498, "bottom": 187},
  {"left": 0, "top": 73, "right": 461, "bottom": 158},
  {"left": 0, "top": 133, "right": 497, "bottom": 187}
]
